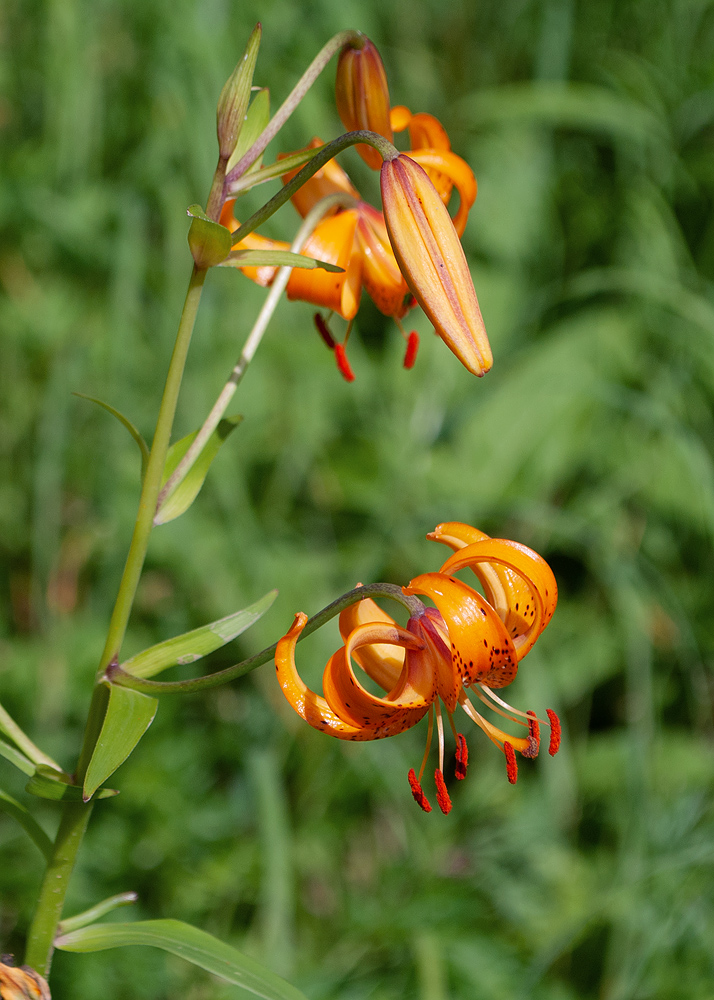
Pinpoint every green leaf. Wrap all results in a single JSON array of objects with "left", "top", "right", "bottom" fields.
[
  {"left": 121, "top": 590, "right": 278, "bottom": 679},
  {"left": 26, "top": 765, "right": 118, "bottom": 802},
  {"left": 0, "top": 787, "right": 53, "bottom": 859},
  {"left": 217, "top": 24, "right": 262, "bottom": 160},
  {"left": 58, "top": 893, "right": 138, "bottom": 934},
  {"left": 0, "top": 737, "right": 36, "bottom": 776},
  {"left": 187, "top": 205, "right": 233, "bottom": 269},
  {"left": 73, "top": 393, "right": 149, "bottom": 480},
  {"left": 155, "top": 414, "right": 242, "bottom": 525},
  {"left": 227, "top": 87, "right": 271, "bottom": 174},
  {"left": 221, "top": 249, "right": 344, "bottom": 272},
  {"left": 83, "top": 685, "right": 158, "bottom": 801},
  {"left": 55, "top": 920, "right": 308, "bottom": 1000}
]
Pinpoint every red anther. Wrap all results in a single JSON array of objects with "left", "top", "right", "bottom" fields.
[
  {"left": 334, "top": 343, "right": 355, "bottom": 382},
  {"left": 408, "top": 768, "right": 432, "bottom": 812},
  {"left": 314, "top": 313, "right": 336, "bottom": 350},
  {"left": 405, "top": 294, "right": 417, "bottom": 311},
  {"left": 403, "top": 331, "right": 420, "bottom": 369},
  {"left": 504, "top": 742, "right": 518, "bottom": 784},
  {"left": 546, "top": 709, "right": 561, "bottom": 756},
  {"left": 454, "top": 732, "right": 468, "bottom": 779},
  {"left": 434, "top": 769, "right": 452, "bottom": 814}
]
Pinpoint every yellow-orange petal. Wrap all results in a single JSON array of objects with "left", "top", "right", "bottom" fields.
[
  {"left": 405, "top": 112, "right": 451, "bottom": 152},
  {"left": 286, "top": 209, "right": 363, "bottom": 320},
  {"left": 380, "top": 154, "right": 492, "bottom": 377},
  {"left": 339, "top": 597, "right": 405, "bottom": 692},
  {"left": 438, "top": 542, "right": 544, "bottom": 657},
  {"left": 439, "top": 538, "right": 557, "bottom": 656},
  {"left": 0, "top": 963, "right": 51, "bottom": 1000},
  {"left": 405, "top": 573, "right": 518, "bottom": 689},
  {"left": 356, "top": 203, "right": 410, "bottom": 317},
  {"left": 322, "top": 623, "right": 432, "bottom": 736},
  {"left": 280, "top": 138, "right": 360, "bottom": 219},
  {"left": 406, "top": 149, "right": 476, "bottom": 236},
  {"left": 275, "top": 613, "right": 365, "bottom": 740},
  {"left": 336, "top": 37, "right": 393, "bottom": 169},
  {"left": 390, "top": 105, "right": 413, "bottom": 132}
]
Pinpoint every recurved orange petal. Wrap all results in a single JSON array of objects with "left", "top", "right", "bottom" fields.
[
  {"left": 322, "top": 622, "right": 432, "bottom": 736},
  {"left": 405, "top": 573, "right": 518, "bottom": 690},
  {"left": 438, "top": 538, "right": 556, "bottom": 657},
  {"left": 275, "top": 613, "right": 365, "bottom": 740},
  {"left": 339, "top": 597, "right": 405, "bottom": 692},
  {"left": 405, "top": 149, "right": 476, "bottom": 237},
  {"left": 356, "top": 204, "right": 410, "bottom": 317},
  {"left": 286, "top": 209, "right": 363, "bottom": 319}
]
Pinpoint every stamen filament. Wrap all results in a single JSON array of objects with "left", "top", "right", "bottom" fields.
[
  {"left": 478, "top": 684, "right": 548, "bottom": 725},
  {"left": 459, "top": 694, "right": 533, "bottom": 756},
  {"left": 435, "top": 702, "right": 446, "bottom": 773},
  {"left": 417, "top": 704, "right": 434, "bottom": 783}
]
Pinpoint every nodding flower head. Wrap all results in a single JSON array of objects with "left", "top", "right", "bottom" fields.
[{"left": 275, "top": 522, "right": 560, "bottom": 815}]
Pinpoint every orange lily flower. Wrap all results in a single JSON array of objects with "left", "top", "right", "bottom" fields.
[
  {"left": 275, "top": 522, "right": 560, "bottom": 814},
  {"left": 225, "top": 122, "right": 479, "bottom": 377}
]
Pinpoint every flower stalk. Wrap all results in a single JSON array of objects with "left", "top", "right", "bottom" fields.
[
  {"left": 107, "top": 583, "right": 424, "bottom": 696},
  {"left": 156, "top": 192, "right": 357, "bottom": 516}
]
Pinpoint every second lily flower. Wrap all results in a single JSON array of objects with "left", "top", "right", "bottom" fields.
[{"left": 276, "top": 522, "right": 560, "bottom": 815}]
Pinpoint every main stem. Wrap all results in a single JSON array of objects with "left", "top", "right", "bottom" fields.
[{"left": 24, "top": 264, "right": 207, "bottom": 976}]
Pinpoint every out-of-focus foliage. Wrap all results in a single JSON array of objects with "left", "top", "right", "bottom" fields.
[{"left": 2, "top": 0, "right": 714, "bottom": 997}]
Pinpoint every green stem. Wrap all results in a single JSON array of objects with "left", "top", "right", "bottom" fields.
[
  {"left": 108, "top": 583, "right": 425, "bottom": 695},
  {"left": 229, "top": 130, "right": 398, "bottom": 248},
  {"left": 24, "top": 802, "right": 93, "bottom": 976},
  {"left": 225, "top": 29, "right": 364, "bottom": 185},
  {"left": 24, "top": 264, "right": 208, "bottom": 978},
  {"left": 97, "top": 265, "right": 207, "bottom": 675}
]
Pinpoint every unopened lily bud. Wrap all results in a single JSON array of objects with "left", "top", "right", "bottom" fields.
[
  {"left": 335, "top": 36, "right": 393, "bottom": 170},
  {"left": 0, "top": 961, "right": 51, "bottom": 1000},
  {"left": 381, "top": 154, "right": 492, "bottom": 377},
  {"left": 217, "top": 24, "right": 261, "bottom": 160}
]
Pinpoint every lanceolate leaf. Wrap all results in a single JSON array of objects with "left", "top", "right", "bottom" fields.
[
  {"left": 121, "top": 590, "right": 278, "bottom": 679},
  {"left": 26, "top": 766, "right": 118, "bottom": 801},
  {"left": 155, "top": 414, "right": 242, "bottom": 525},
  {"left": 58, "top": 893, "right": 139, "bottom": 934},
  {"left": 54, "top": 920, "right": 308, "bottom": 1000},
  {"left": 0, "top": 787, "right": 53, "bottom": 859},
  {"left": 73, "top": 393, "right": 149, "bottom": 479},
  {"left": 0, "top": 737, "right": 36, "bottom": 777},
  {"left": 83, "top": 685, "right": 158, "bottom": 801},
  {"left": 220, "top": 249, "right": 344, "bottom": 272}
]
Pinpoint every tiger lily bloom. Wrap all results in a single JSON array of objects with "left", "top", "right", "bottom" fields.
[
  {"left": 226, "top": 124, "right": 480, "bottom": 376},
  {"left": 275, "top": 522, "right": 560, "bottom": 814}
]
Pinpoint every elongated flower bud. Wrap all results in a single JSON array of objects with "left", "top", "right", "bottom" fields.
[
  {"left": 381, "top": 154, "right": 492, "bottom": 377},
  {"left": 336, "top": 36, "right": 393, "bottom": 169}
]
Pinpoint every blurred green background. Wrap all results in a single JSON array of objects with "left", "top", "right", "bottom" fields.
[{"left": 2, "top": 0, "right": 714, "bottom": 997}]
